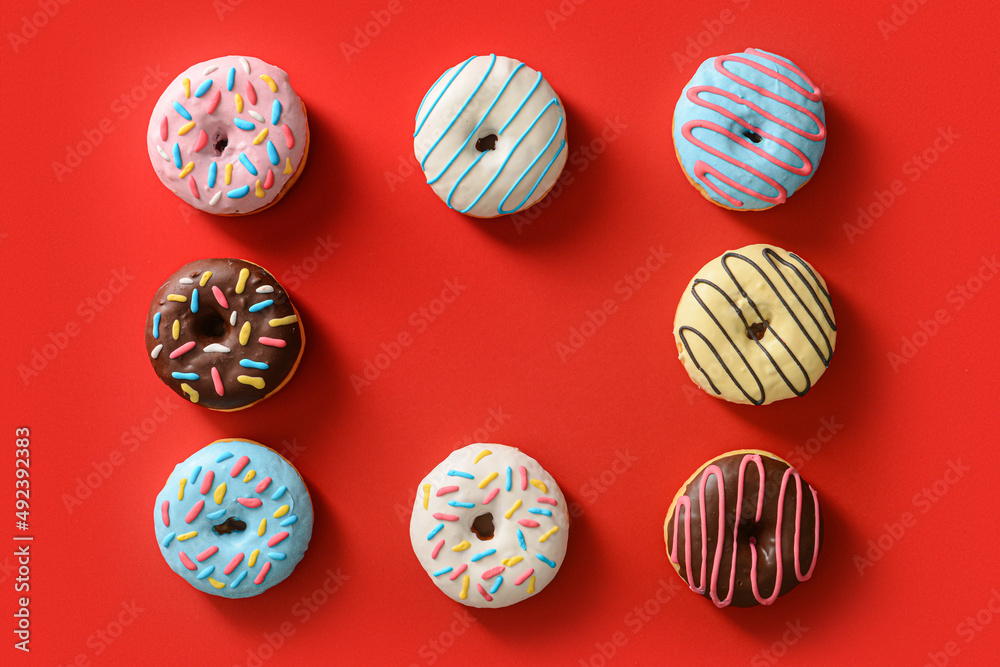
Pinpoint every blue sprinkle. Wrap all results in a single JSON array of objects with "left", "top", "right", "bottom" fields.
[
  {"left": 279, "top": 515, "right": 298, "bottom": 527},
  {"left": 266, "top": 140, "right": 279, "bottom": 165},
  {"left": 227, "top": 185, "right": 250, "bottom": 198},
  {"left": 208, "top": 162, "right": 217, "bottom": 188},
  {"left": 271, "top": 99, "right": 282, "bottom": 125},
  {"left": 240, "top": 359, "right": 269, "bottom": 370},
  {"left": 517, "top": 529, "right": 526, "bottom": 551},
  {"left": 190, "top": 466, "right": 202, "bottom": 483},
  {"left": 226, "top": 67, "right": 235, "bottom": 91},
  {"left": 197, "top": 565, "right": 215, "bottom": 580},
  {"left": 230, "top": 570, "right": 248, "bottom": 588},
  {"left": 161, "top": 532, "right": 176, "bottom": 547},
  {"left": 271, "top": 486, "right": 287, "bottom": 500},
  {"left": 206, "top": 509, "right": 226, "bottom": 520},
  {"left": 489, "top": 576, "right": 503, "bottom": 594},
  {"left": 505, "top": 466, "right": 512, "bottom": 491},
  {"left": 536, "top": 553, "right": 557, "bottom": 568},
  {"left": 448, "top": 501, "right": 475, "bottom": 508},
  {"left": 470, "top": 549, "right": 496, "bottom": 562},
  {"left": 426, "top": 523, "right": 444, "bottom": 540},
  {"left": 215, "top": 451, "right": 234, "bottom": 462},
  {"left": 529, "top": 508, "right": 552, "bottom": 516},
  {"left": 172, "top": 372, "right": 199, "bottom": 380},
  {"left": 248, "top": 299, "right": 273, "bottom": 313},
  {"left": 194, "top": 79, "right": 213, "bottom": 98},
  {"left": 268, "top": 552, "right": 287, "bottom": 561},
  {"left": 238, "top": 152, "right": 257, "bottom": 175},
  {"left": 447, "top": 470, "right": 474, "bottom": 479},
  {"left": 432, "top": 566, "right": 453, "bottom": 577},
  {"left": 191, "top": 288, "right": 199, "bottom": 313},
  {"left": 172, "top": 142, "right": 182, "bottom": 168},
  {"left": 234, "top": 117, "right": 255, "bottom": 131},
  {"left": 152, "top": 312, "right": 161, "bottom": 339},
  {"left": 173, "top": 101, "right": 192, "bottom": 120}
]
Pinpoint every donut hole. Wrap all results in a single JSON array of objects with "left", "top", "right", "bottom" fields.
[
  {"left": 470, "top": 512, "right": 495, "bottom": 541},
  {"left": 475, "top": 134, "right": 499, "bottom": 152},
  {"left": 213, "top": 517, "right": 247, "bottom": 535},
  {"left": 197, "top": 310, "right": 228, "bottom": 340},
  {"left": 742, "top": 130, "right": 763, "bottom": 144},
  {"left": 738, "top": 517, "right": 763, "bottom": 541},
  {"left": 213, "top": 131, "right": 229, "bottom": 156},
  {"left": 746, "top": 320, "right": 769, "bottom": 341}
]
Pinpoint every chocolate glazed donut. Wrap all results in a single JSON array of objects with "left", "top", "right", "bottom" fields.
[
  {"left": 664, "top": 450, "right": 822, "bottom": 607},
  {"left": 144, "top": 258, "right": 304, "bottom": 410}
]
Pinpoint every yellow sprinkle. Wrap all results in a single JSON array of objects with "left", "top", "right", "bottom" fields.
[
  {"left": 238, "top": 375, "right": 265, "bottom": 389},
  {"left": 504, "top": 500, "right": 522, "bottom": 519},
  {"left": 178, "top": 162, "right": 195, "bottom": 178},
  {"left": 474, "top": 449, "right": 492, "bottom": 464},
  {"left": 459, "top": 575, "right": 470, "bottom": 600},
  {"left": 478, "top": 472, "right": 499, "bottom": 489},
  {"left": 167, "top": 294, "right": 188, "bottom": 302},
  {"left": 178, "top": 120, "right": 196, "bottom": 135},
  {"left": 530, "top": 479, "right": 548, "bottom": 493},
  {"left": 239, "top": 321, "right": 251, "bottom": 345},
  {"left": 259, "top": 74, "right": 278, "bottom": 93},
  {"left": 452, "top": 541, "right": 471, "bottom": 552},
  {"left": 502, "top": 556, "right": 524, "bottom": 567},
  {"left": 207, "top": 577, "right": 226, "bottom": 589},
  {"left": 243, "top": 470, "right": 255, "bottom": 483},
  {"left": 172, "top": 319, "right": 180, "bottom": 340},
  {"left": 255, "top": 179, "right": 265, "bottom": 198},
  {"left": 199, "top": 270, "right": 212, "bottom": 286},
  {"left": 273, "top": 504, "right": 289, "bottom": 518},
  {"left": 214, "top": 482, "right": 227, "bottom": 505},
  {"left": 253, "top": 128, "right": 269, "bottom": 145},
  {"left": 258, "top": 518, "right": 267, "bottom": 536},
  {"left": 224, "top": 163, "right": 233, "bottom": 185},
  {"left": 235, "top": 93, "right": 243, "bottom": 113},
  {"left": 422, "top": 483, "right": 431, "bottom": 511},
  {"left": 180, "top": 383, "right": 199, "bottom": 404},
  {"left": 248, "top": 549, "right": 259, "bottom": 567},
  {"left": 283, "top": 157, "right": 293, "bottom": 174},
  {"left": 182, "top": 78, "right": 190, "bottom": 98},
  {"left": 177, "top": 531, "right": 197, "bottom": 541},
  {"left": 236, "top": 268, "right": 249, "bottom": 294},
  {"left": 539, "top": 526, "right": 559, "bottom": 543},
  {"left": 178, "top": 478, "right": 186, "bottom": 501},
  {"left": 268, "top": 315, "right": 297, "bottom": 327},
  {"left": 527, "top": 576, "right": 536, "bottom": 594}
]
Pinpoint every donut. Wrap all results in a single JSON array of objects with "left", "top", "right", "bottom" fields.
[
  {"left": 413, "top": 54, "right": 568, "bottom": 218},
  {"left": 146, "top": 55, "right": 309, "bottom": 215},
  {"left": 673, "top": 244, "right": 836, "bottom": 405},
  {"left": 153, "top": 438, "right": 314, "bottom": 598},
  {"left": 672, "top": 48, "right": 826, "bottom": 210},
  {"left": 409, "top": 444, "right": 569, "bottom": 607},
  {"left": 663, "top": 449, "right": 822, "bottom": 608},
  {"left": 144, "top": 258, "right": 304, "bottom": 411}
]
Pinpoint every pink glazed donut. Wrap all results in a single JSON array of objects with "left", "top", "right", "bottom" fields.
[{"left": 146, "top": 56, "right": 310, "bottom": 215}]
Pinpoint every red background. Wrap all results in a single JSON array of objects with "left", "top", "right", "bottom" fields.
[{"left": 4, "top": 0, "right": 999, "bottom": 665}]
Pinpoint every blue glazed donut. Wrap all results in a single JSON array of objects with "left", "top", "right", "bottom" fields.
[{"left": 153, "top": 438, "right": 313, "bottom": 598}]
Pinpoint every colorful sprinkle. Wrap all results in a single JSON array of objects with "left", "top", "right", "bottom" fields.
[
  {"left": 236, "top": 268, "right": 250, "bottom": 293},
  {"left": 433, "top": 513, "right": 459, "bottom": 521},
  {"left": 172, "top": 372, "right": 199, "bottom": 380},
  {"left": 536, "top": 553, "right": 557, "bottom": 568},
  {"left": 520, "top": 466, "right": 528, "bottom": 490},
  {"left": 476, "top": 584, "right": 493, "bottom": 602},
  {"left": 239, "top": 56, "right": 251, "bottom": 74},
  {"left": 230, "top": 456, "right": 250, "bottom": 477},
  {"left": 152, "top": 312, "right": 161, "bottom": 339},
  {"left": 481, "top": 566, "right": 505, "bottom": 580},
  {"left": 422, "top": 483, "right": 431, "bottom": 510},
  {"left": 460, "top": 575, "right": 470, "bottom": 600},
  {"left": 173, "top": 101, "right": 191, "bottom": 120},
  {"left": 189, "top": 177, "right": 200, "bottom": 199},
  {"left": 249, "top": 110, "right": 265, "bottom": 123},
  {"left": 190, "top": 466, "right": 201, "bottom": 483},
  {"left": 427, "top": 523, "right": 444, "bottom": 540},
  {"left": 283, "top": 157, "right": 293, "bottom": 174},
  {"left": 279, "top": 515, "right": 297, "bottom": 527},
  {"left": 156, "top": 145, "right": 170, "bottom": 161},
  {"left": 177, "top": 531, "right": 197, "bottom": 541},
  {"left": 178, "top": 478, "right": 186, "bottom": 500},
  {"left": 258, "top": 518, "right": 267, "bottom": 536},
  {"left": 483, "top": 488, "right": 500, "bottom": 504},
  {"left": 271, "top": 99, "right": 282, "bottom": 124},
  {"left": 281, "top": 124, "right": 294, "bottom": 148},
  {"left": 266, "top": 140, "right": 279, "bottom": 165},
  {"left": 253, "top": 127, "right": 269, "bottom": 145},
  {"left": 273, "top": 505, "right": 289, "bottom": 518},
  {"left": 248, "top": 299, "right": 273, "bottom": 312},
  {"left": 172, "top": 142, "right": 182, "bottom": 168},
  {"left": 269, "top": 315, "right": 297, "bottom": 327},
  {"left": 207, "top": 578, "right": 226, "bottom": 590},
  {"left": 517, "top": 529, "right": 527, "bottom": 550},
  {"left": 181, "top": 383, "right": 198, "bottom": 403},
  {"left": 245, "top": 80, "right": 257, "bottom": 105},
  {"left": 255, "top": 477, "right": 272, "bottom": 493},
  {"left": 436, "top": 486, "right": 459, "bottom": 496},
  {"left": 248, "top": 549, "right": 259, "bottom": 567},
  {"left": 448, "top": 501, "right": 475, "bottom": 508},
  {"left": 179, "top": 552, "right": 196, "bottom": 571},
  {"left": 185, "top": 500, "right": 204, "bottom": 524},
  {"left": 227, "top": 67, "right": 236, "bottom": 90},
  {"left": 182, "top": 78, "right": 190, "bottom": 98},
  {"left": 161, "top": 532, "right": 175, "bottom": 547},
  {"left": 235, "top": 92, "right": 244, "bottom": 113},
  {"left": 234, "top": 117, "right": 255, "bottom": 131},
  {"left": 237, "top": 497, "right": 262, "bottom": 508},
  {"left": 253, "top": 561, "right": 272, "bottom": 586},
  {"left": 505, "top": 500, "right": 522, "bottom": 519},
  {"left": 518, "top": 519, "right": 540, "bottom": 528},
  {"left": 470, "top": 549, "right": 496, "bottom": 562},
  {"left": 195, "top": 79, "right": 213, "bottom": 98},
  {"left": 267, "top": 531, "right": 289, "bottom": 547},
  {"left": 215, "top": 452, "right": 234, "bottom": 462},
  {"left": 160, "top": 500, "right": 170, "bottom": 527},
  {"left": 530, "top": 479, "right": 548, "bottom": 493},
  {"left": 432, "top": 566, "right": 453, "bottom": 577},
  {"left": 159, "top": 115, "right": 168, "bottom": 141},
  {"left": 230, "top": 310, "right": 237, "bottom": 325},
  {"left": 237, "top": 375, "right": 265, "bottom": 389},
  {"left": 200, "top": 470, "right": 215, "bottom": 495},
  {"left": 448, "top": 470, "right": 474, "bottom": 480},
  {"left": 193, "top": 129, "right": 209, "bottom": 153},
  {"left": 238, "top": 152, "right": 258, "bottom": 175},
  {"left": 255, "top": 179, "right": 265, "bottom": 198},
  {"left": 224, "top": 553, "right": 244, "bottom": 575},
  {"left": 538, "top": 497, "right": 558, "bottom": 506},
  {"left": 227, "top": 185, "right": 250, "bottom": 198},
  {"left": 527, "top": 576, "right": 536, "bottom": 594},
  {"left": 489, "top": 577, "right": 504, "bottom": 595},
  {"left": 268, "top": 552, "right": 286, "bottom": 561},
  {"left": 452, "top": 541, "right": 471, "bottom": 552},
  {"left": 474, "top": 449, "right": 492, "bottom": 464},
  {"left": 478, "top": 472, "right": 499, "bottom": 489},
  {"left": 203, "top": 65, "right": 219, "bottom": 75},
  {"left": 263, "top": 168, "right": 275, "bottom": 190},
  {"left": 224, "top": 162, "right": 233, "bottom": 185},
  {"left": 167, "top": 294, "right": 187, "bottom": 303},
  {"left": 259, "top": 337, "right": 286, "bottom": 347},
  {"left": 243, "top": 470, "right": 255, "bottom": 483},
  {"left": 206, "top": 509, "right": 226, "bottom": 520},
  {"left": 257, "top": 285, "right": 274, "bottom": 293},
  {"left": 529, "top": 508, "right": 553, "bottom": 517},
  {"left": 502, "top": 556, "right": 524, "bottom": 567},
  {"left": 190, "top": 288, "right": 200, "bottom": 313},
  {"left": 539, "top": 526, "right": 559, "bottom": 543},
  {"left": 207, "top": 89, "right": 221, "bottom": 114},
  {"left": 260, "top": 74, "right": 277, "bottom": 93},
  {"left": 514, "top": 568, "right": 534, "bottom": 585},
  {"left": 208, "top": 286, "right": 228, "bottom": 309},
  {"left": 449, "top": 564, "right": 468, "bottom": 580},
  {"left": 207, "top": 162, "right": 218, "bottom": 189},
  {"left": 213, "top": 481, "right": 227, "bottom": 505},
  {"left": 239, "top": 359, "right": 269, "bottom": 370},
  {"left": 178, "top": 121, "right": 196, "bottom": 135},
  {"left": 431, "top": 539, "right": 445, "bottom": 559},
  {"left": 196, "top": 545, "right": 218, "bottom": 562},
  {"left": 172, "top": 320, "right": 180, "bottom": 340},
  {"left": 271, "top": 486, "right": 287, "bottom": 500},
  {"left": 230, "top": 571, "right": 248, "bottom": 588},
  {"left": 239, "top": 322, "right": 251, "bottom": 345}
]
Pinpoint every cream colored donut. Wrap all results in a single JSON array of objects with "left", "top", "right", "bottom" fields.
[
  {"left": 413, "top": 54, "right": 568, "bottom": 218},
  {"left": 673, "top": 244, "right": 836, "bottom": 405}
]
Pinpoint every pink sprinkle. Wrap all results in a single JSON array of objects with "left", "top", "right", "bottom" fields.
[
  {"left": 519, "top": 466, "right": 527, "bottom": 490},
  {"left": 267, "top": 531, "right": 289, "bottom": 547},
  {"left": 193, "top": 129, "right": 208, "bottom": 153},
  {"left": 436, "top": 486, "right": 460, "bottom": 496},
  {"left": 230, "top": 455, "right": 250, "bottom": 477},
  {"left": 189, "top": 177, "right": 200, "bottom": 199},
  {"left": 159, "top": 115, "right": 168, "bottom": 141},
  {"left": 514, "top": 568, "right": 534, "bottom": 586},
  {"left": 206, "top": 88, "right": 221, "bottom": 114},
  {"left": 255, "top": 477, "right": 272, "bottom": 494},
  {"left": 196, "top": 545, "right": 218, "bottom": 562},
  {"left": 245, "top": 80, "right": 257, "bottom": 105},
  {"left": 211, "top": 367, "right": 224, "bottom": 396},
  {"left": 211, "top": 285, "right": 228, "bottom": 308},
  {"left": 449, "top": 564, "right": 468, "bottom": 580},
  {"left": 281, "top": 124, "right": 294, "bottom": 149},
  {"left": 263, "top": 168, "right": 274, "bottom": 189},
  {"left": 259, "top": 337, "right": 286, "bottom": 347},
  {"left": 433, "top": 513, "right": 459, "bottom": 521},
  {"left": 431, "top": 539, "right": 445, "bottom": 559},
  {"left": 253, "top": 561, "right": 271, "bottom": 585},
  {"left": 518, "top": 519, "right": 540, "bottom": 528},
  {"left": 537, "top": 497, "right": 558, "bottom": 506},
  {"left": 178, "top": 551, "right": 197, "bottom": 571},
  {"left": 481, "top": 566, "right": 505, "bottom": 580},
  {"left": 185, "top": 500, "right": 204, "bottom": 524},
  {"left": 169, "top": 341, "right": 196, "bottom": 359},
  {"left": 224, "top": 552, "right": 245, "bottom": 575},
  {"left": 200, "top": 470, "right": 215, "bottom": 495},
  {"left": 477, "top": 584, "right": 493, "bottom": 602},
  {"left": 161, "top": 500, "right": 170, "bottom": 527},
  {"left": 237, "top": 497, "right": 262, "bottom": 508},
  {"left": 483, "top": 488, "right": 500, "bottom": 504}
]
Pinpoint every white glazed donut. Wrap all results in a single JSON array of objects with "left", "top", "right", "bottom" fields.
[
  {"left": 413, "top": 54, "right": 568, "bottom": 218},
  {"left": 673, "top": 244, "right": 837, "bottom": 405},
  {"left": 409, "top": 444, "right": 569, "bottom": 607}
]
